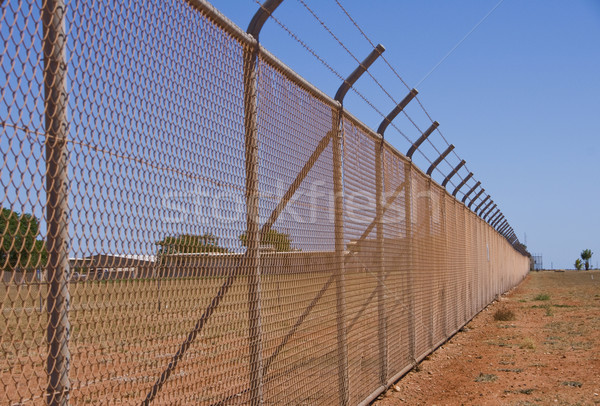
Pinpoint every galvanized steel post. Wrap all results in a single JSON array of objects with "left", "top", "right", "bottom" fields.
[
  {"left": 43, "top": 0, "right": 71, "bottom": 404},
  {"left": 334, "top": 44, "right": 385, "bottom": 404},
  {"left": 404, "top": 161, "right": 416, "bottom": 362},
  {"left": 377, "top": 87, "right": 419, "bottom": 377},
  {"left": 245, "top": 2, "right": 284, "bottom": 403},
  {"left": 332, "top": 44, "right": 385, "bottom": 405},
  {"left": 375, "top": 137, "right": 387, "bottom": 386}
]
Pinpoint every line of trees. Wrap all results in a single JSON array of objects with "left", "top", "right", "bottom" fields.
[
  {"left": 156, "top": 229, "right": 294, "bottom": 257},
  {"left": 0, "top": 208, "right": 47, "bottom": 271},
  {"left": 2, "top": 206, "right": 297, "bottom": 271}
]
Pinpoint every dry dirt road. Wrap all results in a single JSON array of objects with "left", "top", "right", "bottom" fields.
[{"left": 374, "top": 270, "right": 600, "bottom": 406}]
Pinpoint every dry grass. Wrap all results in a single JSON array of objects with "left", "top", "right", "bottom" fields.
[
  {"left": 519, "top": 337, "right": 536, "bottom": 350},
  {"left": 474, "top": 373, "right": 497, "bottom": 382},
  {"left": 493, "top": 308, "right": 515, "bottom": 321}
]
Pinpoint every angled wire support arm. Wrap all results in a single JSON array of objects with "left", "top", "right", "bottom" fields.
[
  {"left": 467, "top": 188, "right": 485, "bottom": 209},
  {"left": 406, "top": 121, "right": 439, "bottom": 159},
  {"left": 452, "top": 172, "right": 473, "bottom": 197},
  {"left": 492, "top": 214, "right": 505, "bottom": 228},
  {"left": 461, "top": 181, "right": 481, "bottom": 204},
  {"left": 426, "top": 144, "right": 455, "bottom": 177},
  {"left": 478, "top": 199, "right": 493, "bottom": 216},
  {"left": 474, "top": 194, "right": 490, "bottom": 213},
  {"left": 442, "top": 160, "right": 466, "bottom": 188},
  {"left": 247, "top": 0, "right": 285, "bottom": 39},
  {"left": 484, "top": 205, "right": 498, "bottom": 221},
  {"left": 498, "top": 221, "right": 510, "bottom": 235},
  {"left": 491, "top": 214, "right": 503, "bottom": 228},
  {"left": 377, "top": 88, "right": 418, "bottom": 135},
  {"left": 488, "top": 210, "right": 502, "bottom": 225},
  {"left": 335, "top": 44, "right": 385, "bottom": 102}
]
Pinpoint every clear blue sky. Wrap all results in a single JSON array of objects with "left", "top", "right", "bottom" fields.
[{"left": 209, "top": 0, "right": 600, "bottom": 269}]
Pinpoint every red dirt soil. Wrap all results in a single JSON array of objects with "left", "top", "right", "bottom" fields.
[{"left": 374, "top": 270, "right": 600, "bottom": 406}]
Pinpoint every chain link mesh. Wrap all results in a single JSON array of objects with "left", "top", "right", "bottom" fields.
[{"left": 1, "top": 1, "right": 529, "bottom": 404}]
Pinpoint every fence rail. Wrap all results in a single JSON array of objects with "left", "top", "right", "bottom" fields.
[{"left": 1, "top": 0, "right": 529, "bottom": 405}]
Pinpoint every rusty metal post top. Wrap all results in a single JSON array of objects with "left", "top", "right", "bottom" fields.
[
  {"left": 426, "top": 144, "right": 455, "bottom": 176},
  {"left": 247, "top": 0, "right": 284, "bottom": 38},
  {"left": 335, "top": 44, "right": 385, "bottom": 103},
  {"left": 441, "top": 159, "right": 466, "bottom": 188},
  {"left": 406, "top": 121, "right": 440, "bottom": 159},
  {"left": 377, "top": 88, "right": 418, "bottom": 135}
]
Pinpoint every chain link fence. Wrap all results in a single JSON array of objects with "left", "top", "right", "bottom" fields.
[{"left": 1, "top": 0, "right": 529, "bottom": 404}]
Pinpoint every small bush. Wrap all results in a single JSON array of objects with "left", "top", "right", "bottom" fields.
[
  {"left": 520, "top": 338, "right": 536, "bottom": 350},
  {"left": 475, "top": 373, "right": 497, "bottom": 382},
  {"left": 519, "top": 388, "right": 535, "bottom": 394},
  {"left": 493, "top": 308, "right": 515, "bottom": 321},
  {"left": 534, "top": 293, "right": 550, "bottom": 301},
  {"left": 562, "top": 381, "right": 582, "bottom": 388}
]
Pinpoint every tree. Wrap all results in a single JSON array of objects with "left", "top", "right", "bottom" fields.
[
  {"left": 0, "top": 208, "right": 47, "bottom": 270},
  {"left": 581, "top": 249, "right": 593, "bottom": 271},
  {"left": 155, "top": 233, "right": 229, "bottom": 255},
  {"left": 239, "top": 229, "right": 292, "bottom": 252},
  {"left": 574, "top": 258, "right": 583, "bottom": 271}
]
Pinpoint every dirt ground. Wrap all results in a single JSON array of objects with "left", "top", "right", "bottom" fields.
[{"left": 374, "top": 270, "right": 600, "bottom": 406}]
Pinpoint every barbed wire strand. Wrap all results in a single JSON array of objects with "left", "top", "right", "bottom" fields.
[
  {"left": 253, "top": 0, "right": 435, "bottom": 166},
  {"left": 253, "top": 0, "right": 512, "bottom": 229},
  {"left": 333, "top": 0, "right": 474, "bottom": 180}
]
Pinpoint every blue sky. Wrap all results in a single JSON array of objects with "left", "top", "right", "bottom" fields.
[{"left": 208, "top": 0, "right": 600, "bottom": 269}]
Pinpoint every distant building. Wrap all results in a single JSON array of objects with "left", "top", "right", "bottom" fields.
[{"left": 70, "top": 254, "right": 156, "bottom": 280}]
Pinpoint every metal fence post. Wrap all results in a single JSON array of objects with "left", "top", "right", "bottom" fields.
[
  {"left": 42, "top": 0, "right": 70, "bottom": 404},
  {"left": 330, "top": 108, "right": 349, "bottom": 405},
  {"left": 333, "top": 44, "right": 384, "bottom": 405},
  {"left": 426, "top": 181, "right": 434, "bottom": 348},
  {"left": 440, "top": 191, "right": 448, "bottom": 337},
  {"left": 244, "top": 3, "right": 283, "bottom": 404},
  {"left": 243, "top": 43, "right": 264, "bottom": 405},
  {"left": 375, "top": 89, "right": 418, "bottom": 371},
  {"left": 373, "top": 88, "right": 418, "bottom": 388},
  {"left": 375, "top": 139, "right": 387, "bottom": 385},
  {"left": 404, "top": 162, "right": 416, "bottom": 362}
]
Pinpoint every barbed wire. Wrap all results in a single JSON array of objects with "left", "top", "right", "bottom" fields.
[
  {"left": 252, "top": 0, "right": 435, "bottom": 166},
  {"left": 251, "top": 0, "right": 515, "bottom": 239},
  {"left": 332, "top": 0, "right": 510, "bottom": 219},
  {"left": 332, "top": 0, "right": 475, "bottom": 182}
]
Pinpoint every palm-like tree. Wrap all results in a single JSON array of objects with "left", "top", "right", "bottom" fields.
[{"left": 581, "top": 249, "right": 593, "bottom": 271}]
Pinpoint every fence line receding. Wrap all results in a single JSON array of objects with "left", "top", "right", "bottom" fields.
[{"left": 0, "top": 0, "right": 529, "bottom": 405}]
